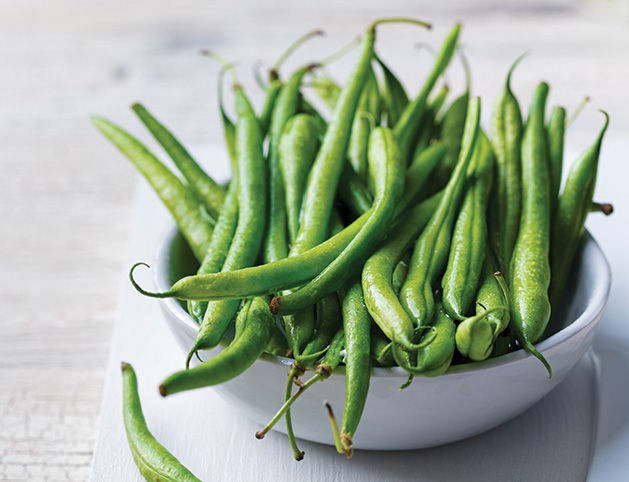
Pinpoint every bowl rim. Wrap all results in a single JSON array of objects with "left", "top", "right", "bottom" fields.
[{"left": 153, "top": 222, "right": 611, "bottom": 380}]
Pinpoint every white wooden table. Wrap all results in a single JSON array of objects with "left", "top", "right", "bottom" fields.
[{"left": 1, "top": 1, "right": 628, "bottom": 480}]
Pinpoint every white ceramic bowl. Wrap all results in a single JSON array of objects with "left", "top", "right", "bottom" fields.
[{"left": 152, "top": 223, "right": 611, "bottom": 450}]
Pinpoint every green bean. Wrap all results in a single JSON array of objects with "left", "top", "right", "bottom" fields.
[
  {"left": 371, "top": 323, "right": 394, "bottom": 367},
  {"left": 549, "top": 112, "right": 609, "bottom": 306},
  {"left": 187, "top": 177, "right": 239, "bottom": 324},
  {"left": 338, "top": 164, "right": 374, "bottom": 216},
  {"left": 271, "top": 126, "right": 405, "bottom": 315},
  {"left": 279, "top": 114, "right": 322, "bottom": 243},
  {"left": 427, "top": 47, "right": 469, "bottom": 190},
  {"left": 489, "top": 54, "right": 525, "bottom": 276},
  {"left": 362, "top": 193, "right": 443, "bottom": 349},
  {"left": 129, "top": 210, "right": 371, "bottom": 301},
  {"left": 264, "top": 322, "right": 289, "bottom": 357},
  {"left": 413, "top": 83, "right": 449, "bottom": 155},
  {"left": 283, "top": 212, "right": 343, "bottom": 366},
  {"left": 339, "top": 281, "right": 372, "bottom": 458},
  {"left": 392, "top": 307, "right": 456, "bottom": 377},
  {"left": 258, "top": 79, "right": 282, "bottom": 138},
  {"left": 456, "top": 250, "right": 510, "bottom": 361},
  {"left": 510, "top": 82, "right": 552, "bottom": 377},
  {"left": 297, "top": 293, "right": 344, "bottom": 365},
  {"left": 292, "top": 18, "right": 430, "bottom": 256},
  {"left": 187, "top": 82, "right": 267, "bottom": 360},
  {"left": 391, "top": 252, "right": 411, "bottom": 297},
  {"left": 216, "top": 64, "right": 238, "bottom": 173},
  {"left": 441, "top": 130, "right": 494, "bottom": 320},
  {"left": 375, "top": 54, "right": 409, "bottom": 129},
  {"left": 121, "top": 362, "right": 201, "bottom": 481},
  {"left": 160, "top": 296, "right": 276, "bottom": 396},
  {"left": 547, "top": 105, "right": 566, "bottom": 222},
  {"left": 265, "top": 63, "right": 321, "bottom": 263},
  {"left": 399, "top": 142, "right": 446, "bottom": 212},
  {"left": 91, "top": 116, "right": 213, "bottom": 262},
  {"left": 400, "top": 97, "right": 481, "bottom": 327},
  {"left": 349, "top": 65, "right": 380, "bottom": 180},
  {"left": 455, "top": 306, "right": 508, "bottom": 362},
  {"left": 394, "top": 23, "right": 460, "bottom": 162},
  {"left": 255, "top": 329, "right": 345, "bottom": 450},
  {"left": 131, "top": 103, "right": 227, "bottom": 220}
]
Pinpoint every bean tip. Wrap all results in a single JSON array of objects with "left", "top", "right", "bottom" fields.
[
  {"left": 158, "top": 384, "right": 168, "bottom": 397},
  {"left": 269, "top": 296, "right": 281, "bottom": 314}
]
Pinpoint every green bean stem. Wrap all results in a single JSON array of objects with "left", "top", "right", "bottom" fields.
[{"left": 338, "top": 282, "right": 372, "bottom": 458}]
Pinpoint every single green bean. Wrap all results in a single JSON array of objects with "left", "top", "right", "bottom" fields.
[
  {"left": 509, "top": 82, "right": 552, "bottom": 377},
  {"left": 547, "top": 105, "right": 567, "bottom": 222},
  {"left": 121, "top": 362, "right": 201, "bottom": 481},
  {"left": 549, "top": 112, "right": 609, "bottom": 306},
  {"left": 129, "top": 210, "right": 371, "bottom": 301},
  {"left": 279, "top": 114, "right": 322, "bottom": 243},
  {"left": 489, "top": 54, "right": 526, "bottom": 276},
  {"left": 338, "top": 281, "right": 372, "bottom": 458},
  {"left": 375, "top": 54, "right": 409, "bottom": 129}
]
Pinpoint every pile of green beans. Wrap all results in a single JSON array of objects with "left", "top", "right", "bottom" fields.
[{"left": 94, "top": 17, "right": 613, "bottom": 478}]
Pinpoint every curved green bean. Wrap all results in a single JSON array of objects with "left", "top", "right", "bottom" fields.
[{"left": 121, "top": 362, "right": 201, "bottom": 481}]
